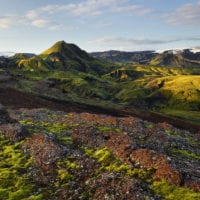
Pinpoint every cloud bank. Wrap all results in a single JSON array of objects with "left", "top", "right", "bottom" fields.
[
  {"left": 88, "top": 36, "right": 200, "bottom": 50},
  {"left": 167, "top": 0, "right": 200, "bottom": 26},
  {"left": 0, "top": 0, "right": 152, "bottom": 30}
]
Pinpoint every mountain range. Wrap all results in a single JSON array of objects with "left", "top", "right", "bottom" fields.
[
  {"left": 0, "top": 40, "right": 200, "bottom": 199},
  {"left": 91, "top": 48, "right": 200, "bottom": 67},
  {"left": 0, "top": 40, "right": 199, "bottom": 118},
  {"left": 1, "top": 43, "right": 200, "bottom": 69},
  {"left": 2, "top": 41, "right": 115, "bottom": 75}
]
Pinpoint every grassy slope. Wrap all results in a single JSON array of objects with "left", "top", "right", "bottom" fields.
[
  {"left": 2, "top": 55, "right": 200, "bottom": 123},
  {"left": 111, "top": 65, "right": 200, "bottom": 121},
  {"left": 3, "top": 68, "right": 120, "bottom": 110}
]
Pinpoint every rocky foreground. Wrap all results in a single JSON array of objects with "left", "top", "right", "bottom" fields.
[{"left": 0, "top": 104, "right": 200, "bottom": 200}]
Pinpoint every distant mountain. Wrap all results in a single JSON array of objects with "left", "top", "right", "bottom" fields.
[
  {"left": 91, "top": 49, "right": 200, "bottom": 68},
  {"left": 0, "top": 52, "right": 15, "bottom": 57},
  {"left": 0, "top": 56, "right": 10, "bottom": 68},
  {"left": 181, "top": 49, "right": 200, "bottom": 61},
  {"left": 16, "top": 41, "right": 115, "bottom": 75},
  {"left": 149, "top": 50, "right": 200, "bottom": 67},
  {"left": 12, "top": 53, "right": 36, "bottom": 60},
  {"left": 91, "top": 50, "right": 157, "bottom": 64},
  {"left": 190, "top": 47, "right": 200, "bottom": 53}
]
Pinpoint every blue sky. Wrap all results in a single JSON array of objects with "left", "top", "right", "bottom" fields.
[{"left": 0, "top": 0, "right": 200, "bottom": 53}]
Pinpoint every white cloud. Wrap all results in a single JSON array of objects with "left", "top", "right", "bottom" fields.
[
  {"left": 0, "top": 0, "right": 152, "bottom": 30},
  {"left": 167, "top": 0, "right": 200, "bottom": 26},
  {"left": 0, "top": 16, "right": 16, "bottom": 29},
  {"left": 111, "top": 5, "right": 152, "bottom": 15},
  {"left": 26, "top": 10, "right": 40, "bottom": 20},
  {"left": 48, "top": 24, "right": 64, "bottom": 31},
  {"left": 31, "top": 19, "right": 50, "bottom": 28},
  {"left": 95, "top": 21, "right": 112, "bottom": 28},
  {"left": 0, "top": 15, "right": 27, "bottom": 29},
  {"left": 88, "top": 36, "right": 200, "bottom": 50},
  {"left": 40, "top": 0, "right": 151, "bottom": 16},
  {"left": 0, "top": 9, "right": 63, "bottom": 31}
]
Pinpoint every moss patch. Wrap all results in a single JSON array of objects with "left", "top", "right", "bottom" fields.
[
  {"left": 56, "top": 159, "right": 80, "bottom": 182},
  {"left": 19, "top": 120, "right": 67, "bottom": 134},
  {"left": 170, "top": 148, "right": 200, "bottom": 160},
  {"left": 0, "top": 135, "right": 43, "bottom": 200},
  {"left": 152, "top": 180, "right": 200, "bottom": 200},
  {"left": 97, "top": 126, "right": 121, "bottom": 133},
  {"left": 84, "top": 147, "right": 152, "bottom": 181}
]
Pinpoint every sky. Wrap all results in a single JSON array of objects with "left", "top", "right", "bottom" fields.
[{"left": 0, "top": 0, "right": 200, "bottom": 53}]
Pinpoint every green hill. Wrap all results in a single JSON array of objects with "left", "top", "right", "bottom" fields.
[
  {"left": 15, "top": 41, "right": 116, "bottom": 75},
  {"left": 0, "top": 41, "right": 200, "bottom": 123}
]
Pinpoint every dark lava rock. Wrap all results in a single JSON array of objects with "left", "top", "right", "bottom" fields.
[
  {"left": 0, "top": 123, "right": 28, "bottom": 142},
  {"left": 72, "top": 126, "right": 108, "bottom": 148},
  {"left": 0, "top": 104, "right": 28, "bottom": 141},
  {"left": 88, "top": 172, "right": 162, "bottom": 200},
  {"left": 0, "top": 104, "right": 16, "bottom": 124}
]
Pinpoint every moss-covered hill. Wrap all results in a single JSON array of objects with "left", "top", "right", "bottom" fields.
[
  {"left": 0, "top": 41, "right": 200, "bottom": 123},
  {"left": 0, "top": 41, "right": 200, "bottom": 199},
  {"left": 13, "top": 41, "right": 115, "bottom": 75}
]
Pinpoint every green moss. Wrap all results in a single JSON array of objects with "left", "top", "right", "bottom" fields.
[
  {"left": 170, "top": 149, "right": 200, "bottom": 160},
  {"left": 57, "top": 169, "right": 74, "bottom": 181},
  {"left": 57, "top": 159, "right": 80, "bottom": 182},
  {"left": 25, "top": 194, "right": 44, "bottom": 200},
  {"left": 58, "top": 136, "right": 72, "bottom": 145},
  {"left": 0, "top": 136, "right": 43, "bottom": 200},
  {"left": 165, "top": 129, "right": 179, "bottom": 136},
  {"left": 152, "top": 180, "right": 200, "bottom": 200},
  {"left": 84, "top": 147, "right": 152, "bottom": 181},
  {"left": 19, "top": 120, "right": 67, "bottom": 134},
  {"left": 97, "top": 126, "right": 121, "bottom": 133},
  {"left": 144, "top": 122, "right": 154, "bottom": 129}
]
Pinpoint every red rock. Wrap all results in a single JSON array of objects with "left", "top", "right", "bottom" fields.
[
  {"left": 23, "top": 133, "right": 64, "bottom": 172},
  {"left": 185, "top": 180, "right": 200, "bottom": 192},
  {"left": 104, "top": 132, "right": 134, "bottom": 164},
  {"left": 130, "top": 149, "right": 182, "bottom": 185},
  {"left": 153, "top": 164, "right": 182, "bottom": 185}
]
